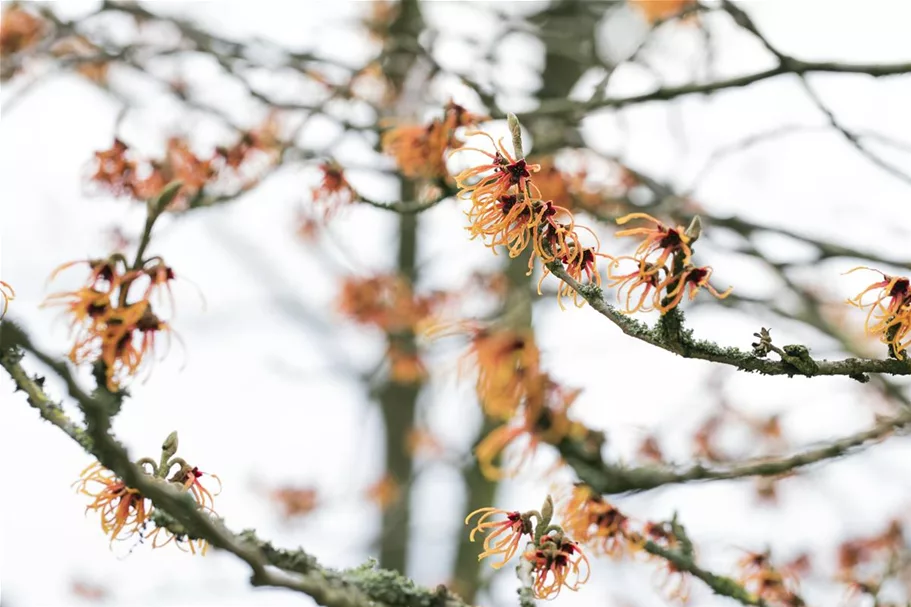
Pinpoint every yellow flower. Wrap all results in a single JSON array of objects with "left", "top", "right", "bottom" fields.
[
  {"left": 846, "top": 267, "right": 911, "bottom": 359},
  {"left": 465, "top": 507, "right": 530, "bottom": 568},
  {"left": 524, "top": 533, "right": 590, "bottom": 599},
  {"left": 74, "top": 462, "right": 149, "bottom": 544}
]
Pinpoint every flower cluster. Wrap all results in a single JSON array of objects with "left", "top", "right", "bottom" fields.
[
  {"left": 607, "top": 213, "right": 731, "bottom": 314},
  {"left": 382, "top": 101, "right": 487, "bottom": 179},
  {"left": 339, "top": 274, "right": 448, "bottom": 384},
  {"left": 846, "top": 267, "right": 911, "bottom": 359},
  {"left": 312, "top": 162, "right": 358, "bottom": 218},
  {"left": 466, "top": 497, "right": 590, "bottom": 600},
  {"left": 475, "top": 373, "right": 586, "bottom": 480},
  {"left": 74, "top": 433, "right": 219, "bottom": 555},
  {"left": 0, "top": 5, "right": 45, "bottom": 72},
  {"left": 561, "top": 484, "right": 631, "bottom": 557},
  {"left": 837, "top": 520, "right": 905, "bottom": 602},
  {"left": 736, "top": 551, "right": 805, "bottom": 606},
  {"left": 452, "top": 127, "right": 606, "bottom": 309},
  {"left": 90, "top": 125, "right": 283, "bottom": 210},
  {"left": 43, "top": 256, "right": 178, "bottom": 391}
]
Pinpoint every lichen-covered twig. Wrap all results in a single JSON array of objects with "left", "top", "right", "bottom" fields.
[{"left": 559, "top": 409, "right": 909, "bottom": 494}]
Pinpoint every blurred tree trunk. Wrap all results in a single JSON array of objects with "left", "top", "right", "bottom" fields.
[
  {"left": 376, "top": 0, "right": 424, "bottom": 575},
  {"left": 450, "top": 1, "right": 604, "bottom": 599}
]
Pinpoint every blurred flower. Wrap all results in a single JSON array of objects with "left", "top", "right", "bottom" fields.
[
  {"left": 0, "top": 4, "right": 44, "bottom": 59},
  {"left": 383, "top": 101, "right": 486, "bottom": 179},
  {"left": 475, "top": 374, "right": 585, "bottom": 480},
  {"left": 524, "top": 533, "right": 590, "bottom": 599},
  {"left": 51, "top": 36, "right": 109, "bottom": 84},
  {"left": 387, "top": 344, "right": 427, "bottom": 384},
  {"left": 271, "top": 486, "right": 319, "bottom": 519},
  {"left": 562, "top": 485, "right": 630, "bottom": 557},
  {"left": 406, "top": 427, "right": 445, "bottom": 458},
  {"left": 628, "top": 0, "right": 696, "bottom": 24},
  {"left": 312, "top": 162, "right": 357, "bottom": 218},
  {"left": 70, "top": 580, "right": 108, "bottom": 602},
  {"left": 845, "top": 267, "right": 911, "bottom": 359},
  {"left": 91, "top": 139, "right": 139, "bottom": 198},
  {"left": 74, "top": 462, "right": 149, "bottom": 545},
  {"left": 462, "top": 327, "right": 540, "bottom": 420},
  {"left": 366, "top": 474, "right": 400, "bottom": 511},
  {"left": 466, "top": 507, "right": 531, "bottom": 568},
  {"left": 338, "top": 274, "right": 442, "bottom": 333},
  {"left": 736, "top": 550, "right": 806, "bottom": 606}
]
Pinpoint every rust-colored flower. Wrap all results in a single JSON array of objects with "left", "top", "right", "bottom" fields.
[
  {"left": 383, "top": 102, "right": 486, "bottom": 179},
  {"left": 454, "top": 131, "right": 540, "bottom": 208},
  {"left": 0, "top": 5, "right": 44, "bottom": 58},
  {"left": 846, "top": 267, "right": 911, "bottom": 359},
  {"left": 524, "top": 533, "right": 591, "bottom": 599},
  {"left": 655, "top": 264, "right": 732, "bottom": 313},
  {"left": 562, "top": 485, "right": 630, "bottom": 557},
  {"left": 606, "top": 256, "right": 664, "bottom": 314},
  {"left": 475, "top": 374, "right": 585, "bottom": 480},
  {"left": 0, "top": 280, "right": 14, "bottom": 318},
  {"left": 169, "top": 464, "right": 220, "bottom": 513},
  {"left": 461, "top": 327, "right": 541, "bottom": 420},
  {"left": 628, "top": 0, "right": 697, "bottom": 24},
  {"left": 271, "top": 486, "right": 320, "bottom": 519},
  {"left": 542, "top": 242, "right": 609, "bottom": 310},
  {"left": 366, "top": 474, "right": 400, "bottom": 511},
  {"left": 736, "top": 550, "right": 804, "bottom": 606},
  {"left": 338, "top": 274, "right": 441, "bottom": 333},
  {"left": 614, "top": 213, "right": 693, "bottom": 273},
  {"left": 466, "top": 507, "right": 531, "bottom": 568},
  {"left": 387, "top": 344, "right": 427, "bottom": 384},
  {"left": 74, "top": 462, "right": 149, "bottom": 544},
  {"left": 312, "top": 162, "right": 357, "bottom": 218},
  {"left": 44, "top": 257, "right": 179, "bottom": 391},
  {"left": 91, "top": 139, "right": 140, "bottom": 198}
]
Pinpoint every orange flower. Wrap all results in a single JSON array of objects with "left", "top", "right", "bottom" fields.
[
  {"left": 74, "top": 462, "right": 150, "bottom": 544},
  {"left": 846, "top": 267, "right": 911, "bottom": 359},
  {"left": 605, "top": 256, "right": 664, "bottom": 313},
  {"left": 562, "top": 485, "right": 630, "bottom": 557},
  {"left": 44, "top": 258, "right": 179, "bottom": 390},
  {"left": 655, "top": 264, "right": 732, "bottom": 313},
  {"left": 312, "top": 162, "right": 357, "bottom": 218},
  {"left": 91, "top": 139, "right": 139, "bottom": 198},
  {"left": 0, "top": 5, "right": 45, "bottom": 58},
  {"left": 338, "top": 274, "right": 442, "bottom": 332},
  {"left": 366, "top": 474, "right": 400, "bottom": 511},
  {"left": 0, "top": 280, "right": 15, "bottom": 318},
  {"left": 271, "top": 486, "right": 319, "bottom": 519},
  {"left": 454, "top": 131, "right": 540, "bottom": 208},
  {"left": 542, "top": 242, "right": 608, "bottom": 310},
  {"left": 169, "top": 464, "right": 220, "bottom": 513},
  {"left": 614, "top": 213, "right": 693, "bottom": 273},
  {"left": 628, "top": 0, "right": 696, "bottom": 24},
  {"left": 475, "top": 375, "right": 584, "bottom": 480},
  {"left": 383, "top": 102, "right": 486, "bottom": 179},
  {"left": 465, "top": 507, "right": 531, "bottom": 568},
  {"left": 387, "top": 344, "right": 427, "bottom": 384},
  {"left": 524, "top": 533, "right": 590, "bottom": 599},
  {"left": 462, "top": 328, "right": 540, "bottom": 420}
]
